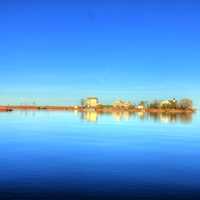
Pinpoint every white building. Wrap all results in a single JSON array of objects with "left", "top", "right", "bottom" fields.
[
  {"left": 84, "top": 97, "right": 99, "bottom": 108},
  {"left": 137, "top": 105, "right": 145, "bottom": 110}
]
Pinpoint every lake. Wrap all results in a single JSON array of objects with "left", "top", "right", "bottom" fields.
[{"left": 0, "top": 110, "right": 200, "bottom": 199}]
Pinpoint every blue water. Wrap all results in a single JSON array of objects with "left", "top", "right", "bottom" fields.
[{"left": 0, "top": 111, "right": 200, "bottom": 199}]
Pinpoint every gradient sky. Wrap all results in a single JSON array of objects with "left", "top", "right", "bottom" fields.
[{"left": 0, "top": 0, "right": 200, "bottom": 106}]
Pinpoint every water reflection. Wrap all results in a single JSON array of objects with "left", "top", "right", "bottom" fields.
[
  {"left": 112, "top": 112, "right": 131, "bottom": 121},
  {"left": 81, "top": 111, "right": 98, "bottom": 122},
  {"left": 80, "top": 111, "right": 194, "bottom": 124},
  {"left": 147, "top": 112, "right": 193, "bottom": 124}
]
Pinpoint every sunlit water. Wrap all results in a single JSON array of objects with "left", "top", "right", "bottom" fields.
[{"left": 0, "top": 111, "right": 200, "bottom": 200}]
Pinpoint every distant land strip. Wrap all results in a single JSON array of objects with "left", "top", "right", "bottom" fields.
[
  {"left": 0, "top": 105, "right": 196, "bottom": 113},
  {"left": 0, "top": 97, "right": 197, "bottom": 113}
]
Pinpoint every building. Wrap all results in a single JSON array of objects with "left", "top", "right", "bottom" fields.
[
  {"left": 136, "top": 101, "right": 147, "bottom": 110},
  {"left": 112, "top": 100, "right": 124, "bottom": 108},
  {"left": 137, "top": 105, "right": 145, "bottom": 110},
  {"left": 160, "top": 98, "right": 177, "bottom": 108},
  {"left": 84, "top": 97, "right": 99, "bottom": 108},
  {"left": 112, "top": 100, "right": 132, "bottom": 109},
  {"left": 160, "top": 100, "right": 171, "bottom": 107}
]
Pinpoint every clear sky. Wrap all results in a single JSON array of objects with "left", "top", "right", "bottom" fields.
[{"left": 0, "top": 0, "right": 200, "bottom": 106}]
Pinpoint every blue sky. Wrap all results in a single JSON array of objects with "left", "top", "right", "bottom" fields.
[{"left": 0, "top": 0, "right": 200, "bottom": 106}]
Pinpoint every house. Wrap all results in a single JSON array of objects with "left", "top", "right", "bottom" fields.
[
  {"left": 112, "top": 100, "right": 132, "bottom": 109},
  {"left": 160, "top": 98, "right": 177, "bottom": 108},
  {"left": 84, "top": 97, "right": 99, "bottom": 108},
  {"left": 137, "top": 101, "right": 147, "bottom": 110},
  {"left": 160, "top": 100, "right": 171, "bottom": 107},
  {"left": 112, "top": 100, "right": 124, "bottom": 108},
  {"left": 137, "top": 105, "right": 145, "bottom": 110}
]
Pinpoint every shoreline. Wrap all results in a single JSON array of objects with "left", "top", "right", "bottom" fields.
[{"left": 0, "top": 106, "right": 196, "bottom": 113}]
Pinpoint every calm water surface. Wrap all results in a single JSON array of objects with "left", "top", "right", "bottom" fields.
[{"left": 0, "top": 111, "right": 200, "bottom": 199}]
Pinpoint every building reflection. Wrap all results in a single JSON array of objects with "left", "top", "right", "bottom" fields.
[
  {"left": 123, "top": 111, "right": 131, "bottom": 121},
  {"left": 137, "top": 111, "right": 145, "bottom": 120},
  {"left": 81, "top": 111, "right": 98, "bottom": 122},
  {"left": 112, "top": 112, "right": 122, "bottom": 121},
  {"left": 111, "top": 111, "right": 132, "bottom": 121},
  {"left": 80, "top": 111, "right": 194, "bottom": 124}
]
